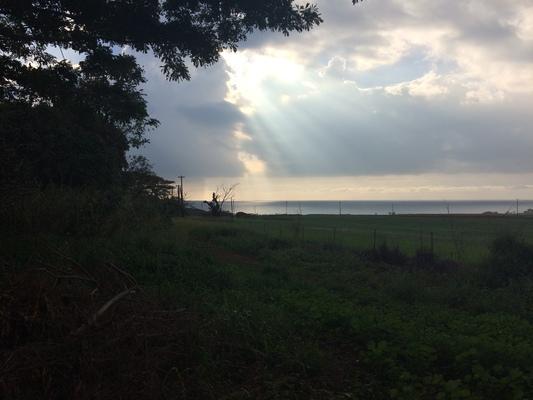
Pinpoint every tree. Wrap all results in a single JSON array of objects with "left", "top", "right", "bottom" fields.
[
  {"left": 1, "top": 1, "right": 361, "bottom": 187},
  {"left": 1, "top": 1, "right": 324, "bottom": 81},
  {"left": 0, "top": 46, "right": 157, "bottom": 186},
  {"left": 125, "top": 155, "right": 175, "bottom": 200},
  {"left": 204, "top": 184, "right": 238, "bottom": 216}
]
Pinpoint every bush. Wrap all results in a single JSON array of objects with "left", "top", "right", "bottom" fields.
[
  {"left": 483, "top": 235, "right": 533, "bottom": 286},
  {"left": 0, "top": 187, "right": 173, "bottom": 237},
  {"left": 368, "top": 242, "right": 408, "bottom": 266}
]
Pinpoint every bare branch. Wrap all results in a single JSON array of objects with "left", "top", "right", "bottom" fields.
[{"left": 72, "top": 287, "right": 137, "bottom": 335}]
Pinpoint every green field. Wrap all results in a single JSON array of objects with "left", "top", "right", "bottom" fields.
[
  {"left": 4, "top": 211, "right": 533, "bottom": 399},
  {"left": 167, "top": 217, "right": 533, "bottom": 397},
  {"left": 211, "top": 214, "right": 533, "bottom": 264}
]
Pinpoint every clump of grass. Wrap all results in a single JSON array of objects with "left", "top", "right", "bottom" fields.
[
  {"left": 365, "top": 241, "right": 409, "bottom": 266},
  {"left": 414, "top": 249, "right": 435, "bottom": 267},
  {"left": 267, "top": 237, "right": 292, "bottom": 251},
  {"left": 188, "top": 226, "right": 236, "bottom": 241},
  {"left": 483, "top": 234, "right": 533, "bottom": 287}
]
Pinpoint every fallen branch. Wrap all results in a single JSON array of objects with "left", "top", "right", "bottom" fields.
[{"left": 72, "top": 287, "right": 137, "bottom": 335}]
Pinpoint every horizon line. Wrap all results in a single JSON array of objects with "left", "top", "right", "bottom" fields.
[{"left": 187, "top": 199, "right": 533, "bottom": 202}]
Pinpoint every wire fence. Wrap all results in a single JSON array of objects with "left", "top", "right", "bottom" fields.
[{"left": 223, "top": 215, "right": 533, "bottom": 264}]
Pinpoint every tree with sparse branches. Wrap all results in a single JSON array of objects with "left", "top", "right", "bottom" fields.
[{"left": 204, "top": 184, "right": 238, "bottom": 216}]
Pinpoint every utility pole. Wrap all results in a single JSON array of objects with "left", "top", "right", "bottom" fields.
[{"left": 177, "top": 175, "right": 185, "bottom": 217}]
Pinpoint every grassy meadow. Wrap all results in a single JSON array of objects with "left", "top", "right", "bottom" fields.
[
  {"left": 3, "top": 208, "right": 533, "bottom": 399},
  {"left": 221, "top": 214, "right": 533, "bottom": 264}
]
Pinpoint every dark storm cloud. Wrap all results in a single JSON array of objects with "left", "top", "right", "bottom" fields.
[
  {"left": 135, "top": 56, "right": 247, "bottom": 179},
  {"left": 177, "top": 102, "right": 242, "bottom": 129}
]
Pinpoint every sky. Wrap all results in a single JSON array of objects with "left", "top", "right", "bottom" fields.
[{"left": 134, "top": 0, "right": 533, "bottom": 201}]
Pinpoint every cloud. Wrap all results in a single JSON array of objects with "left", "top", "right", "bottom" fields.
[
  {"left": 187, "top": 173, "right": 533, "bottom": 201},
  {"left": 136, "top": 56, "right": 247, "bottom": 179},
  {"left": 218, "top": 0, "right": 533, "bottom": 178},
  {"left": 319, "top": 56, "right": 347, "bottom": 78},
  {"left": 242, "top": 0, "right": 533, "bottom": 96},
  {"left": 384, "top": 71, "right": 449, "bottom": 98},
  {"left": 237, "top": 152, "right": 267, "bottom": 175},
  {"left": 226, "top": 59, "right": 533, "bottom": 176},
  {"left": 136, "top": 0, "right": 533, "bottom": 189}
]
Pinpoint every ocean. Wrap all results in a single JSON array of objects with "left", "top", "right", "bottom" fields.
[{"left": 190, "top": 200, "right": 533, "bottom": 216}]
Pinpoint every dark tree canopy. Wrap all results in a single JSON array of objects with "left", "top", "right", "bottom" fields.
[
  {"left": 125, "top": 155, "right": 175, "bottom": 199},
  {"left": 0, "top": 1, "right": 359, "bottom": 187},
  {"left": 1, "top": 0, "right": 323, "bottom": 81}
]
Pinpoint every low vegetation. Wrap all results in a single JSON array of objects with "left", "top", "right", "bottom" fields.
[{"left": 2, "top": 192, "right": 533, "bottom": 399}]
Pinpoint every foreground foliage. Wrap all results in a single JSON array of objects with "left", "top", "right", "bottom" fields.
[{"left": 2, "top": 198, "right": 533, "bottom": 398}]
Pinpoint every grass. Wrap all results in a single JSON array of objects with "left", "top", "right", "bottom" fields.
[
  {"left": 222, "top": 214, "right": 533, "bottom": 264},
  {"left": 3, "top": 210, "right": 533, "bottom": 399},
  {"left": 183, "top": 217, "right": 533, "bottom": 398}
]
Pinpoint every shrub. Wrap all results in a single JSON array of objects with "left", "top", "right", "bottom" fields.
[
  {"left": 0, "top": 186, "right": 173, "bottom": 237},
  {"left": 414, "top": 249, "right": 435, "bottom": 267},
  {"left": 369, "top": 242, "right": 408, "bottom": 266},
  {"left": 483, "top": 235, "right": 533, "bottom": 286},
  {"left": 268, "top": 238, "right": 292, "bottom": 251}
]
